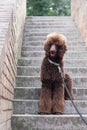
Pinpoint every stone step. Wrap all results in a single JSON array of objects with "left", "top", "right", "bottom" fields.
[
  {"left": 26, "top": 16, "right": 73, "bottom": 21},
  {"left": 22, "top": 46, "right": 87, "bottom": 51},
  {"left": 24, "top": 32, "right": 82, "bottom": 38},
  {"left": 17, "top": 66, "right": 87, "bottom": 77},
  {"left": 23, "top": 36, "right": 83, "bottom": 42},
  {"left": 24, "top": 29, "right": 81, "bottom": 35},
  {"left": 12, "top": 114, "right": 87, "bottom": 130},
  {"left": 24, "top": 25, "right": 78, "bottom": 29},
  {"left": 18, "top": 58, "right": 87, "bottom": 67},
  {"left": 14, "top": 87, "right": 87, "bottom": 100},
  {"left": 23, "top": 33, "right": 81, "bottom": 39},
  {"left": 25, "top": 17, "right": 74, "bottom": 21},
  {"left": 21, "top": 51, "right": 87, "bottom": 58},
  {"left": 23, "top": 35, "right": 83, "bottom": 42},
  {"left": 25, "top": 19, "right": 75, "bottom": 23},
  {"left": 23, "top": 32, "right": 80, "bottom": 38},
  {"left": 16, "top": 76, "right": 87, "bottom": 87},
  {"left": 25, "top": 23, "right": 76, "bottom": 27},
  {"left": 23, "top": 41, "right": 84, "bottom": 46},
  {"left": 26, "top": 16, "right": 71, "bottom": 18},
  {"left": 26, "top": 21, "right": 75, "bottom": 26},
  {"left": 13, "top": 100, "right": 87, "bottom": 115},
  {"left": 24, "top": 31, "right": 80, "bottom": 35},
  {"left": 26, "top": 16, "right": 72, "bottom": 19}
]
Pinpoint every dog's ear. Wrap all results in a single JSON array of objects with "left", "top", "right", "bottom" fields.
[
  {"left": 61, "top": 37, "right": 68, "bottom": 52},
  {"left": 56, "top": 34, "right": 68, "bottom": 53},
  {"left": 61, "top": 35, "right": 68, "bottom": 53},
  {"left": 43, "top": 38, "right": 52, "bottom": 52},
  {"left": 43, "top": 38, "right": 53, "bottom": 57},
  {"left": 62, "top": 43, "right": 68, "bottom": 53}
]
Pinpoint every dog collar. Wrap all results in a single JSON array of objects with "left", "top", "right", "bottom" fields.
[{"left": 48, "top": 58, "right": 60, "bottom": 66}]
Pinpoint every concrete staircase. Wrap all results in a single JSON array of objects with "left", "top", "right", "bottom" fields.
[{"left": 11, "top": 16, "right": 87, "bottom": 130}]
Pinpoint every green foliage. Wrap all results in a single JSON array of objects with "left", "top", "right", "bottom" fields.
[
  {"left": 27, "top": 0, "right": 51, "bottom": 16},
  {"left": 27, "top": 0, "right": 71, "bottom": 16}
]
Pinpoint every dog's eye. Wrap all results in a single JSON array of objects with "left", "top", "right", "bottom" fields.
[{"left": 58, "top": 46, "right": 62, "bottom": 50}]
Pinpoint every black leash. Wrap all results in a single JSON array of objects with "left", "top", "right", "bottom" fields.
[{"left": 48, "top": 58, "right": 87, "bottom": 125}]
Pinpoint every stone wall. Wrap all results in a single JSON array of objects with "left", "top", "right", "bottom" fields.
[
  {"left": 0, "top": 0, "right": 26, "bottom": 130},
  {"left": 71, "top": 0, "right": 87, "bottom": 44}
]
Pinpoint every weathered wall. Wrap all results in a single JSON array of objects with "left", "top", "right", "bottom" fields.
[
  {"left": 71, "top": 0, "right": 87, "bottom": 44},
  {"left": 0, "top": 0, "right": 26, "bottom": 130}
]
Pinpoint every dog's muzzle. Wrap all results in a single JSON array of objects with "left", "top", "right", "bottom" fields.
[{"left": 50, "top": 50, "right": 57, "bottom": 57}]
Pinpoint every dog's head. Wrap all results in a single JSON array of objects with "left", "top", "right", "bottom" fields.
[{"left": 44, "top": 33, "right": 67, "bottom": 62}]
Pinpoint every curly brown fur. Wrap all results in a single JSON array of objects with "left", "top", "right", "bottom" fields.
[
  {"left": 65, "top": 74, "right": 75, "bottom": 100},
  {"left": 39, "top": 33, "right": 75, "bottom": 114}
]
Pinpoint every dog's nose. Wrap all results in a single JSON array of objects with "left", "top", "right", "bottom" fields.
[
  {"left": 50, "top": 45, "right": 57, "bottom": 57},
  {"left": 50, "top": 50, "right": 56, "bottom": 55}
]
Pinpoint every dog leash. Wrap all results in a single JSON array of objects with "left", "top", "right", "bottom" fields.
[{"left": 48, "top": 58, "right": 87, "bottom": 125}]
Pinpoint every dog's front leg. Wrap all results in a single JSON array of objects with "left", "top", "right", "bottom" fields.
[
  {"left": 52, "top": 82, "right": 64, "bottom": 114},
  {"left": 39, "top": 82, "right": 52, "bottom": 114}
]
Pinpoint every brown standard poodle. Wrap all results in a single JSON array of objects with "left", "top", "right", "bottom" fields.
[{"left": 39, "top": 33, "right": 75, "bottom": 115}]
